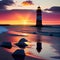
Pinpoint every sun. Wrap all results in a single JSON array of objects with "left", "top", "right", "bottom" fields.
[{"left": 22, "top": 19, "right": 28, "bottom": 25}]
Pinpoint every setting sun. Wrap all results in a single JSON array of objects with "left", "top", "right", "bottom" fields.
[{"left": 22, "top": 20, "right": 28, "bottom": 25}]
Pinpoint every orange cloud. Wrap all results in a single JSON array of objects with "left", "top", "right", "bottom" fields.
[{"left": 21, "top": 1, "right": 34, "bottom": 6}]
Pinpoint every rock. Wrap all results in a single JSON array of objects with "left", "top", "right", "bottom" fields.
[
  {"left": 12, "top": 49, "right": 25, "bottom": 60},
  {"left": 15, "top": 38, "right": 28, "bottom": 48},
  {"left": 0, "top": 42, "right": 12, "bottom": 49}
]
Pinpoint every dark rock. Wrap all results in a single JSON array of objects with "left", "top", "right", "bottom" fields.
[
  {"left": 12, "top": 49, "right": 25, "bottom": 60},
  {"left": 0, "top": 42, "right": 12, "bottom": 49},
  {"left": 18, "top": 38, "right": 28, "bottom": 43},
  {"left": 15, "top": 42, "right": 28, "bottom": 48},
  {"left": 15, "top": 38, "right": 28, "bottom": 48}
]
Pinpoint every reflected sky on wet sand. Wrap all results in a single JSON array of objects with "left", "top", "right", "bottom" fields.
[{"left": 0, "top": 26, "right": 60, "bottom": 60}]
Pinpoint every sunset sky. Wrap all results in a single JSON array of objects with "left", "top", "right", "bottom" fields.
[{"left": 0, "top": 0, "right": 60, "bottom": 25}]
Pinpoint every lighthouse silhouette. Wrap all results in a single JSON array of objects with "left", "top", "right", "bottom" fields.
[{"left": 36, "top": 6, "right": 42, "bottom": 27}]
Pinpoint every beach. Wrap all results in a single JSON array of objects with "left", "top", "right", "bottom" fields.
[{"left": 0, "top": 26, "right": 60, "bottom": 60}]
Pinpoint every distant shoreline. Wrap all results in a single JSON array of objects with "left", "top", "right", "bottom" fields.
[{"left": 0, "top": 24, "right": 60, "bottom": 27}]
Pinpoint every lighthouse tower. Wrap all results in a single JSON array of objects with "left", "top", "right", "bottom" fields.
[{"left": 36, "top": 6, "right": 42, "bottom": 27}]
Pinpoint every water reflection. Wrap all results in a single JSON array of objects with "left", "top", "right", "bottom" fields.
[
  {"left": 36, "top": 41, "right": 42, "bottom": 53},
  {"left": 36, "top": 27, "right": 42, "bottom": 53}
]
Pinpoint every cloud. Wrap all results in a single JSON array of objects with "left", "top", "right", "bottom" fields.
[
  {"left": 21, "top": 0, "right": 34, "bottom": 6},
  {"left": 45, "top": 6, "right": 60, "bottom": 13},
  {"left": 0, "top": 0, "right": 14, "bottom": 10}
]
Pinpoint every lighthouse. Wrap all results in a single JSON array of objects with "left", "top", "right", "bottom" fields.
[{"left": 36, "top": 6, "right": 42, "bottom": 27}]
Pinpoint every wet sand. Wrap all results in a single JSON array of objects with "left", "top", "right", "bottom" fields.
[
  {"left": 0, "top": 27, "right": 45, "bottom": 60},
  {"left": 0, "top": 26, "right": 60, "bottom": 60}
]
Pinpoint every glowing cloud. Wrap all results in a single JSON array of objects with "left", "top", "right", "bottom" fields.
[{"left": 21, "top": 0, "right": 34, "bottom": 6}]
